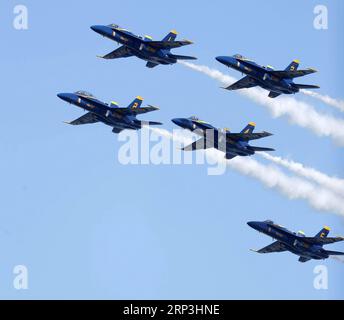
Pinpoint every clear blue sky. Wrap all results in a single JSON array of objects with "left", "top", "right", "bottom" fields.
[{"left": 1, "top": 0, "right": 343, "bottom": 299}]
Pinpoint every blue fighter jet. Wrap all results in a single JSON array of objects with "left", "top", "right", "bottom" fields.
[
  {"left": 172, "top": 116, "right": 274, "bottom": 160},
  {"left": 57, "top": 91, "right": 162, "bottom": 134},
  {"left": 91, "top": 24, "right": 197, "bottom": 68},
  {"left": 216, "top": 54, "right": 319, "bottom": 98},
  {"left": 248, "top": 220, "right": 344, "bottom": 263}
]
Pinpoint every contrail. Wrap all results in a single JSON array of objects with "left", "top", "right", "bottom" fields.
[
  {"left": 301, "top": 90, "right": 344, "bottom": 113},
  {"left": 179, "top": 61, "right": 344, "bottom": 146},
  {"left": 149, "top": 127, "right": 344, "bottom": 217},
  {"left": 259, "top": 152, "right": 344, "bottom": 197}
]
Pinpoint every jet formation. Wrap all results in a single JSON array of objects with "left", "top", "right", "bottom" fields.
[
  {"left": 172, "top": 116, "right": 274, "bottom": 160},
  {"left": 216, "top": 54, "right": 319, "bottom": 98},
  {"left": 57, "top": 23, "right": 344, "bottom": 265},
  {"left": 248, "top": 220, "right": 344, "bottom": 263},
  {"left": 57, "top": 91, "right": 162, "bottom": 134},
  {"left": 91, "top": 24, "right": 197, "bottom": 68}
]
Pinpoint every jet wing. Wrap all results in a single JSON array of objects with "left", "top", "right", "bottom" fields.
[
  {"left": 64, "top": 112, "right": 99, "bottom": 125},
  {"left": 181, "top": 138, "right": 210, "bottom": 151},
  {"left": 269, "top": 68, "right": 317, "bottom": 79},
  {"left": 227, "top": 131, "right": 273, "bottom": 141},
  {"left": 302, "top": 237, "right": 344, "bottom": 245},
  {"left": 251, "top": 241, "right": 287, "bottom": 254},
  {"left": 147, "top": 40, "right": 193, "bottom": 49},
  {"left": 223, "top": 76, "right": 258, "bottom": 91},
  {"left": 97, "top": 46, "right": 133, "bottom": 59},
  {"left": 112, "top": 105, "right": 160, "bottom": 116}
]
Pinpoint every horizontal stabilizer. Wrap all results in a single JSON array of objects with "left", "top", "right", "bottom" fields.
[
  {"left": 248, "top": 146, "right": 275, "bottom": 152},
  {"left": 293, "top": 84, "right": 320, "bottom": 89},
  {"left": 167, "top": 53, "right": 197, "bottom": 60},
  {"left": 324, "top": 250, "right": 344, "bottom": 256},
  {"left": 137, "top": 120, "right": 163, "bottom": 126}
]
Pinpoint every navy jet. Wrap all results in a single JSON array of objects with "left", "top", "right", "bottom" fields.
[
  {"left": 172, "top": 117, "right": 274, "bottom": 160},
  {"left": 91, "top": 24, "right": 197, "bottom": 68},
  {"left": 216, "top": 54, "right": 319, "bottom": 98},
  {"left": 248, "top": 220, "right": 344, "bottom": 263},
  {"left": 57, "top": 91, "right": 162, "bottom": 134}
]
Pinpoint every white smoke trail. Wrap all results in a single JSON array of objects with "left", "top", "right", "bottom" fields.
[
  {"left": 301, "top": 90, "right": 344, "bottom": 113},
  {"left": 149, "top": 127, "right": 344, "bottom": 217},
  {"left": 179, "top": 62, "right": 344, "bottom": 146},
  {"left": 259, "top": 152, "right": 344, "bottom": 197},
  {"left": 331, "top": 256, "right": 344, "bottom": 264}
]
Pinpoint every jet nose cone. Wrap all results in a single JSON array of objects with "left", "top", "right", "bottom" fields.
[
  {"left": 247, "top": 221, "right": 260, "bottom": 230},
  {"left": 215, "top": 56, "right": 226, "bottom": 63},
  {"left": 90, "top": 25, "right": 100, "bottom": 32},
  {"left": 216, "top": 56, "right": 236, "bottom": 67},
  {"left": 216, "top": 56, "right": 231, "bottom": 64},
  {"left": 57, "top": 93, "right": 73, "bottom": 103},
  {"left": 172, "top": 118, "right": 184, "bottom": 127},
  {"left": 90, "top": 25, "right": 109, "bottom": 36}
]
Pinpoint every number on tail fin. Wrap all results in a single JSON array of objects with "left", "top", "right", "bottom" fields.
[
  {"left": 128, "top": 96, "right": 143, "bottom": 109},
  {"left": 315, "top": 226, "right": 330, "bottom": 239},
  {"left": 162, "top": 30, "right": 178, "bottom": 42},
  {"left": 285, "top": 60, "right": 300, "bottom": 72},
  {"left": 241, "top": 122, "right": 256, "bottom": 134}
]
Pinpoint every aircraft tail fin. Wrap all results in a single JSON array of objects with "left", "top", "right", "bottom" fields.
[
  {"left": 240, "top": 122, "right": 256, "bottom": 134},
  {"left": 127, "top": 96, "right": 144, "bottom": 109},
  {"left": 293, "top": 84, "right": 320, "bottom": 89},
  {"left": 285, "top": 59, "right": 300, "bottom": 71},
  {"left": 315, "top": 226, "right": 330, "bottom": 239},
  {"left": 162, "top": 30, "right": 178, "bottom": 42}
]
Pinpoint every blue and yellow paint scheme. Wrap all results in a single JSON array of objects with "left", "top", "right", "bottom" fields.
[
  {"left": 216, "top": 54, "right": 319, "bottom": 98},
  {"left": 90, "top": 24, "right": 197, "bottom": 68},
  {"left": 248, "top": 220, "right": 344, "bottom": 263},
  {"left": 171, "top": 116, "right": 274, "bottom": 160},
  {"left": 57, "top": 91, "right": 162, "bottom": 134}
]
